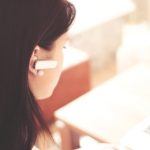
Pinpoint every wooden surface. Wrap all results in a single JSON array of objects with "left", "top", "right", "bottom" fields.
[
  {"left": 38, "top": 47, "right": 91, "bottom": 121},
  {"left": 55, "top": 63, "right": 150, "bottom": 145}
]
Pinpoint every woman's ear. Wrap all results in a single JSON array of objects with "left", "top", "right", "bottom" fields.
[{"left": 29, "top": 45, "right": 44, "bottom": 76}]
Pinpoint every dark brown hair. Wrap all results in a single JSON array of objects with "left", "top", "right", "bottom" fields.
[{"left": 0, "top": 0, "right": 75, "bottom": 149}]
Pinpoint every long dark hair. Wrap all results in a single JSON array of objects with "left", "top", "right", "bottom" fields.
[{"left": 0, "top": 0, "right": 75, "bottom": 149}]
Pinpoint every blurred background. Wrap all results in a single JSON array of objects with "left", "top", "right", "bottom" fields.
[
  {"left": 39, "top": 0, "right": 150, "bottom": 149},
  {"left": 68, "top": 0, "right": 150, "bottom": 87}
]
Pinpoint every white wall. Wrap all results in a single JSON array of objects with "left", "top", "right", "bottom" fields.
[
  {"left": 69, "top": 0, "right": 134, "bottom": 71},
  {"left": 70, "top": 19, "right": 124, "bottom": 71},
  {"left": 129, "top": 0, "right": 150, "bottom": 23}
]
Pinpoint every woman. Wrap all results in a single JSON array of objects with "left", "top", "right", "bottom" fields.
[{"left": 0, "top": 0, "right": 75, "bottom": 149}]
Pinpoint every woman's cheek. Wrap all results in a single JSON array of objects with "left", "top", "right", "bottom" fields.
[
  {"left": 50, "top": 50, "right": 64, "bottom": 91},
  {"left": 55, "top": 51, "right": 64, "bottom": 85}
]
